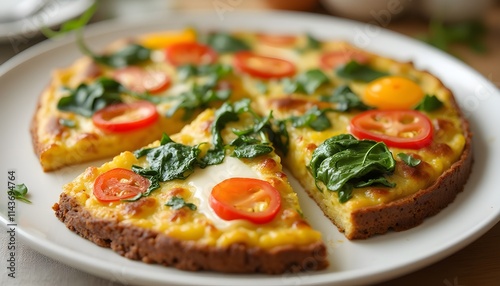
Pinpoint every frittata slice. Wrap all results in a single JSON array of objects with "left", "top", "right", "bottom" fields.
[{"left": 53, "top": 103, "right": 327, "bottom": 273}]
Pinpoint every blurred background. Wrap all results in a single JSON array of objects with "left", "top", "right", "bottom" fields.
[
  {"left": 0, "top": 0, "right": 500, "bottom": 87},
  {"left": 0, "top": 0, "right": 499, "bottom": 87}
]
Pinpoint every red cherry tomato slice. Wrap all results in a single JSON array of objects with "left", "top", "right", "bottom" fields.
[
  {"left": 349, "top": 110, "right": 433, "bottom": 149},
  {"left": 165, "top": 42, "right": 218, "bottom": 66},
  {"left": 233, "top": 51, "right": 296, "bottom": 79},
  {"left": 209, "top": 178, "right": 282, "bottom": 224},
  {"left": 92, "top": 101, "right": 159, "bottom": 133},
  {"left": 257, "top": 33, "right": 297, "bottom": 47},
  {"left": 93, "top": 168, "right": 150, "bottom": 202},
  {"left": 113, "top": 67, "right": 171, "bottom": 94},
  {"left": 320, "top": 50, "right": 369, "bottom": 70}
]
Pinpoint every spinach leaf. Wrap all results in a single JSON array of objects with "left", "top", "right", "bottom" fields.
[
  {"left": 397, "top": 153, "right": 421, "bottom": 167},
  {"left": 305, "top": 33, "right": 321, "bottom": 50},
  {"left": 283, "top": 69, "right": 329, "bottom": 95},
  {"left": 336, "top": 60, "right": 389, "bottom": 82},
  {"left": 232, "top": 143, "right": 274, "bottom": 158},
  {"left": 134, "top": 133, "right": 203, "bottom": 182},
  {"left": 209, "top": 99, "right": 285, "bottom": 160},
  {"left": 321, "top": 85, "right": 372, "bottom": 111},
  {"left": 200, "top": 148, "right": 226, "bottom": 166},
  {"left": 166, "top": 82, "right": 231, "bottom": 121},
  {"left": 295, "top": 33, "right": 321, "bottom": 53},
  {"left": 57, "top": 77, "right": 124, "bottom": 117},
  {"left": 289, "top": 106, "right": 333, "bottom": 131},
  {"left": 230, "top": 136, "right": 273, "bottom": 158},
  {"left": 414, "top": 94, "right": 443, "bottom": 111},
  {"left": 310, "top": 134, "right": 396, "bottom": 203},
  {"left": 203, "top": 32, "right": 251, "bottom": 53},
  {"left": 77, "top": 32, "right": 151, "bottom": 68},
  {"left": 177, "top": 63, "right": 232, "bottom": 82},
  {"left": 165, "top": 196, "right": 197, "bottom": 211},
  {"left": 211, "top": 101, "right": 243, "bottom": 148}
]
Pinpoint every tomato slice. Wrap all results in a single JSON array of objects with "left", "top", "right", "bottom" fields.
[
  {"left": 233, "top": 51, "right": 296, "bottom": 79},
  {"left": 165, "top": 42, "right": 218, "bottom": 66},
  {"left": 209, "top": 178, "right": 281, "bottom": 224},
  {"left": 320, "top": 50, "right": 369, "bottom": 70},
  {"left": 92, "top": 101, "right": 159, "bottom": 133},
  {"left": 113, "top": 67, "right": 171, "bottom": 94},
  {"left": 93, "top": 168, "right": 150, "bottom": 202},
  {"left": 257, "top": 33, "right": 296, "bottom": 47},
  {"left": 349, "top": 110, "right": 433, "bottom": 149}
]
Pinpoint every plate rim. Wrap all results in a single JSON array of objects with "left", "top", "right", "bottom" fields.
[{"left": 1, "top": 10, "right": 499, "bottom": 286}]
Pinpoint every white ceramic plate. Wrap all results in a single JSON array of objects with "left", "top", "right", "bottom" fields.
[
  {"left": 0, "top": 0, "right": 94, "bottom": 42},
  {"left": 0, "top": 11, "right": 499, "bottom": 286}
]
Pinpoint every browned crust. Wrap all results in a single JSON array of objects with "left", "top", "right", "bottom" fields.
[
  {"left": 346, "top": 80, "right": 473, "bottom": 239},
  {"left": 54, "top": 193, "right": 328, "bottom": 274}
]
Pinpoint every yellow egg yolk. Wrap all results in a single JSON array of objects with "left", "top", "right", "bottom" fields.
[{"left": 363, "top": 76, "right": 424, "bottom": 110}]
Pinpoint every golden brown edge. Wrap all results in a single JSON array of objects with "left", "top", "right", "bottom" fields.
[
  {"left": 346, "top": 67, "right": 474, "bottom": 239},
  {"left": 53, "top": 193, "right": 328, "bottom": 274},
  {"left": 30, "top": 83, "right": 50, "bottom": 171}
]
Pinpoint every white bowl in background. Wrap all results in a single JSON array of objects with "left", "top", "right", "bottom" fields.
[{"left": 320, "top": 0, "right": 414, "bottom": 23}]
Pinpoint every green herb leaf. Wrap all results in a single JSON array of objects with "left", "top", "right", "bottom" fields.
[
  {"left": 336, "top": 60, "right": 389, "bottom": 82},
  {"left": 283, "top": 69, "right": 329, "bottom": 95},
  {"left": 165, "top": 196, "right": 197, "bottom": 210},
  {"left": 168, "top": 64, "right": 233, "bottom": 120},
  {"left": 97, "top": 44, "right": 151, "bottom": 68},
  {"left": 397, "top": 153, "right": 421, "bottom": 167},
  {"left": 57, "top": 77, "right": 124, "bottom": 117},
  {"left": 321, "top": 85, "right": 372, "bottom": 111},
  {"left": 58, "top": 118, "right": 77, "bottom": 128},
  {"left": 414, "top": 94, "right": 443, "bottom": 111},
  {"left": 128, "top": 166, "right": 161, "bottom": 199},
  {"left": 289, "top": 106, "right": 333, "bottom": 131},
  {"left": 419, "top": 20, "right": 487, "bottom": 54},
  {"left": 232, "top": 144, "right": 274, "bottom": 158},
  {"left": 203, "top": 32, "right": 251, "bottom": 53},
  {"left": 77, "top": 32, "right": 151, "bottom": 68},
  {"left": 8, "top": 183, "right": 31, "bottom": 204},
  {"left": 41, "top": 3, "right": 97, "bottom": 38},
  {"left": 309, "top": 134, "right": 396, "bottom": 203}
]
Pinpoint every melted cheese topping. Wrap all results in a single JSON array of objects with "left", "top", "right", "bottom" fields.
[{"left": 188, "top": 156, "right": 262, "bottom": 229}]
